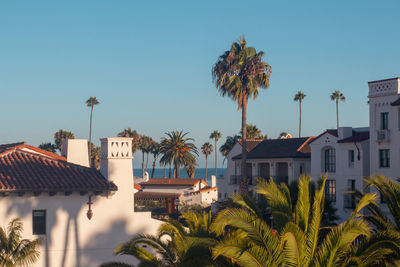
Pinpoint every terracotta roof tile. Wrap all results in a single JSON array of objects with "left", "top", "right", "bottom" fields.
[
  {"left": 0, "top": 144, "right": 116, "bottom": 193},
  {"left": 134, "top": 191, "right": 181, "bottom": 200},
  {"left": 140, "top": 178, "right": 207, "bottom": 186}
]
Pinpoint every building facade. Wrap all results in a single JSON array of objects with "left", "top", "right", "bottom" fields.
[
  {"left": 368, "top": 77, "right": 400, "bottom": 181},
  {"left": 310, "top": 127, "right": 370, "bottom": 221},
  {"left": 218, "top": 138, "right": 314, "bottom": 200},
  {"left": 0, "top": 138, "right": 162, "bottom": 267}
]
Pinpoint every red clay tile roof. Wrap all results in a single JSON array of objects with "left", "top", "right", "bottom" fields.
[
  {"left": 140, "top": 178, "right": 208, "bottom": 186},
  {"left": 0, "top": 142, "right": 66, "bottom": 161},
  {"left": 134, "top": 191, "right": 181, "bottom": 200},
  {"left": 0, "top": 144, "right": 116, "bottom": 193},
  {"left": 199, "top": 186, "right": 217, "bottom": 193},
  {"left": 134, "top": 183, "right": 141, "bottom": 190},
  {"left": 391, "top": 98, "right": 400, "bottom": 106}
]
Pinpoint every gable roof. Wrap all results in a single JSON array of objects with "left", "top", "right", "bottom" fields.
[
  {"left": 311, "top": 128, "right": 369, "bottom": 144},
  {"left": 237, "top": 139, "right": 264, "bottom": 152},
  {"left": 232, "top": 137, "right": 314, "bottom": 160},
  {"left": 140, "top": 178, "right": 208, "bottom": 186},
  {"left": 0, "top": 143, "right": 117, "bottom": 193}
]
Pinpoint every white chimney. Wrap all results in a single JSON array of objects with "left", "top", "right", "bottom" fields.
[
  {"left": 61, "top": 139, "right": 90, "bottom": 167},
  {"left": 211, "top": 175, "right": 216, "bottom": 188},
  {"left": 338, "top": 127, "right": 353, "bottom": 140},
  {"left": 100, "top": 137, "right": 134, "bottom": 213}
]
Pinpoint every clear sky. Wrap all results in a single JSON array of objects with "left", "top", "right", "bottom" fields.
[{"left": 1, "top": 1, "right": 399, "bottom": 167}]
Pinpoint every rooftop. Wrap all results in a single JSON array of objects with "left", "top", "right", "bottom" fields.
[
  {"left": 233, "top": 137, "right": 314, "bottom": 160},
  {"left": 140, "top": 178, "right": 208, "bottom": 186},
  {"left": 0, "top": 142, "right": 117, "bottom": 194}
]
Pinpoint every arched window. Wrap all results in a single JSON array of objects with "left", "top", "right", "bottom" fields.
[{"left": 323, "top": 147, "right": 336, "bottom": 172}]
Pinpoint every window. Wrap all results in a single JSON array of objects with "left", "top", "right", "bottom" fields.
[
  {"left": 300, "top": 163, "right": 305, "bottom": 174},
  {"left": 32, "top": 210, "right": 46, "bottom": 235},
  {"left": 224, "top": 193, "right": 228, "bottom": 199},
  {"left": 348, "top": 150, "right": 355, "bottom": 167},
  {"left": 381, "top": 112, "right": 389, "bottom": 130},
  {"left": 218, "top": 192, "right": 221, "bottom": 199},
  {"left": 379, "top": 149, "right": 390, "bottom": 168},
  {"left": 344, "top": 180, "right": 355, "bottom": 209},
  {"left": 325, "top": 180, "right": 336, "bottom": 202},
  {"left": 324, "top": 148, "right": 336, "bottom": 172}
]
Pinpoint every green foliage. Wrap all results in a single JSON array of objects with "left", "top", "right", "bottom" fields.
[
  {"left": 0, "top": 218, "right": 42, "bottom": 267},
  {"left": 117, "top": 127, "right": 141, "bottom": 154},
  {"left": 53, "top": 129, "right": 75, "bottom": 152},
  {"left": 38, "top": 142, "right": 57, "bottom": 153},
  {"left": 159, "top": 131, "right": 198, "bottom": 178}
]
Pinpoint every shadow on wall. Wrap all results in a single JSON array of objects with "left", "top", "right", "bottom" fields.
[{"left": 7, "top": 196, "right": 84, "bottom": 267}]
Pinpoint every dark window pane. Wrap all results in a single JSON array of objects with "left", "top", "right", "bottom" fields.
[{"left": 32, "top": 210, "right": 46, "bottom": 235}]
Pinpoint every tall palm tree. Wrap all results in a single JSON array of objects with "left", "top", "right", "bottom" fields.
[
  {"left": 53, "top": 129, "right": 75, "bottom": 152},
  {"left": 159, "top": 131, "right": 198, "bottom": 178},
  {"left": 211, "top": 175, "right": 380, "bottom": 266},
  {"left": 212, "top": 36, "right": 271, "bottom": 194},
  {"left": 209, "top": 130, "right": 221, "bottom": 177},
  {"left": 86, "top": 96, "right": 100, "bottom": 165},
  {"left": 330, "top": 90, "right": 345, "bottom": 129},
  {"left": 201, "top": 142, "right": 213, "bottom": 180},
  {"left": 118, "top": 127, "right": 142, "bottom": 173},
  {"left": 294, "top": 91, "right": 306, "bottom": 137},
  {"left": 0, "top": 218, "right": 42, "bottom": 267}
]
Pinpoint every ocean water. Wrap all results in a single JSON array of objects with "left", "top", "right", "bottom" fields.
[{"left": 134, "top": 168, "right": 225, "bottom": 184}]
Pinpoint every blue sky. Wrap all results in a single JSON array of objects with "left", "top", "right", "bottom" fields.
[{"left": 1, "top": 1, "right": 399, "bottom": 167}]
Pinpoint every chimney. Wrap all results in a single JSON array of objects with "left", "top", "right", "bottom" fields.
[
  {"left": 211, "top": 175, "right": 216, "bottom": 188},
  {"left": 99, "top": 137, "right": 134, "bottom": 212},
  {"left": 338, "top": 127, "right": 353, "bottom": 140},
  {"left": 62, "top": 139, "right": 90, "bottom": 167}
]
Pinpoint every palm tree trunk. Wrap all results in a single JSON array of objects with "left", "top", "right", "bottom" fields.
[
  {"left": 164, "top": 165, "right": 167, "bottom": 178},
  {"left": 214, "top": 139, "right": 217, "bottom": 177},
  {"left": 88, "top": 105, "right": 94, "bottom": 167},
  {"left": 240, "top": 97, "right": 248, "bottom": 195},
  {"left": 336, "top": 99, "right": 339, "bottom": 129},
  {"left": 175, "top": 161, "right": 180, "bottom": 178},
  {"left": 145, "top": 152, "right": 149, "bottom": 173},
  {"left": 169, "top": 163, "right": 171, "bottom": 178},
  {"left": 142, "top": 151, "right": 145, "bottom": 178},
  {"left": 205, "top": 155, "right": 208, "bottom": 180},
  {"left": 299, "top": 100, "right": 302, "bottom": 137},
  {"left": 151, "top": 159, "right": 156, "bottom": 178}
]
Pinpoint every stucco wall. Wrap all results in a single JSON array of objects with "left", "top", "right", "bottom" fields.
[
  {"left": 0, "top": 192, "right": 162, "bottom": 267},
  {"left": 310, "top": 132, "right": 369, "bottom": 222}
]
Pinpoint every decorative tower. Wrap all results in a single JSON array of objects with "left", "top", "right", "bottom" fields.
[{"left": 100, "top": 137, "right": 134, "bottom": 212}]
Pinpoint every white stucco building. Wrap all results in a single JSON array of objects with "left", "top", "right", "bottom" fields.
[
  {"left": 368, "top": 77, "right": 400, "bottom": 181},
  {"left": 218, "top": 137, "right": 314, "bottom": 200},
  {"left": 0, "top": 138, "right": 162, "bottom": 267},
  {"left": 136, "top": 176, "right": 218, "bottom": 208},
  {"left": 310, "top": 127, "right": 370, "bottom": 221}
]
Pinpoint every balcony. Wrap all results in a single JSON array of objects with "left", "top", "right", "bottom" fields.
[{"left": 377, "top": 129, "right": 390, "bottom": 143}]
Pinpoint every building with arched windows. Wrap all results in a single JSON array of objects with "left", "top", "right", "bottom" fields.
[{"left": 310, "top": 127, "right": 370, "bottom": 221}]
